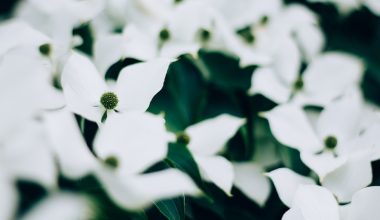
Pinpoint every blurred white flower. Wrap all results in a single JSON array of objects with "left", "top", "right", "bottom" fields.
[
  {"left": 45, "top": 109, "right": 201, "bottom": 210},
  {"left": 251, "top": 52, "right": 363, "bottom": 106},
  {"left": 21, "top": 193, "right": 95, "bottom": 220}
]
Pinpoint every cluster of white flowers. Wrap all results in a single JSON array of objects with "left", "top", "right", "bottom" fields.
[{"left": 0, "top": 0, "right": 379, "bottom": 219}]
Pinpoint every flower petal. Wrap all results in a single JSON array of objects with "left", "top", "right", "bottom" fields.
[
  {"left": 186, "top": 114, "right": 245, "bottom": 155},
  {"left": 44, "top": 109, "right": 98, "bottom": 179},
  {"left": 300, "top": 152, "right": 347, "bottom": 179},
  {"left": 21, "top": 193, "right": 94, "bottom": 220},
  {"left": 316, "top": 90, "right": 363, "bottom": 144},
  {"left": 267, "top": 168, "right": 315, "bottom": 207},
  {"left": 94, "top": 112, "right": 170, "bottom": 175},
  {"left": 115, "top": 58, "right": 172, "bottom": 112},
  {"left": 303, "top": 52, "right": 364, "bottom": 105},
  {"left": 250, "top": 67, "right": 292, "bottom": 104},
  {"left": 233, "top": 162, "right": 271, "bottom": 206},
  {"left": 95, "top": 168, "right": 201, "bottom": 210},
  {"left": 194, "top": 155, "right": 234, "bottom": 195},
  {"left": 292, "top": 185, "right": 340, "bottom": 220},
  {"left": 263, "top": 104, "right": 322, "bottom": 153},
  {"left": 348, "top": 186, "right": 380, "bottom": 220}
]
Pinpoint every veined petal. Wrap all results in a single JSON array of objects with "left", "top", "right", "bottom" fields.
[
  {"left": 233, "top": 162, "right": 271, "bottom": 206},
  {"left": 263, "top": 104, "right": 322, "bottom": 153},
  {"left": 267, "top": 168, "right": 315, "bottom": 207},
  {"left": 194, "top": 155, "right": 234, "bottom": 195},
  {"left": 292, "top": 185, "right": 340, "bottom": 220},
  {"left": 115, "top": 58, "right": 172, "bottom": 112},
  {"left": 94, "top": 112, "right": 170, "bottom": 175},
  {"left": 186, "top": 114, "right": 245, "bottom": 155},
  {"left": 44, "top": 109, "right": 98, "bottom": 179}
]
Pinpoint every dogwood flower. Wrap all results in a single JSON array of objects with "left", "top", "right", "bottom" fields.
[
  {"left": 264, "top": 92, "right": 380, "bottom": 201},
  {"left": 174, "top": 114, "right": 245, "bottom": 195},
  {"left": 61, "top": 51, "right": 171, "bottom": 123},
  {"left": 268, "top": 170, "right": 380, "bottom": 220},
  {"left": 251, "top": 52, "right": 363, "bottom": 106},
  {"left": 44, "top": 109, "right": 201, "bottom": 210},
  {"left": 93, "top": 0, "right": 270, "bottom": 74}
]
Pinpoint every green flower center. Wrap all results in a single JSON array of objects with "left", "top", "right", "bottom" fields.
[
  {"left": 199, "top": 28, "right": 212, "bottom": 42},
  {"left": 293, "top": 76, "right": 304, "bottom": 91},
  {"left": 237, "top": 26, "right": 255, "bottom": 44},
  {"left": 39, "top": 44, "right": 51, "bottom": 56},
  {"left": 324, "top": 136, "right": 338, "bottom": 150},
  {"left": 159, "top": 28, "right": 171, "bottom": 42},
  {"left": 176, "top": 132, "right": 190, "bottom": 145},
  {"left": 100, "top": 92, "right": 119, "bottom": 110},
  {"left": 104, "top": 156, "right": 119, "bottom": 168}
]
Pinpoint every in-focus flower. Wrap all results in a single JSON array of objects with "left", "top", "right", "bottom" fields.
[{"left": 61, "top": 51, "right": 171, "bottom": 123}]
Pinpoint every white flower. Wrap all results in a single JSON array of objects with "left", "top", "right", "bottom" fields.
[
  {"left": 250, "top": 52, "right": 363, "bottom": 106},
  {"left": 264, "top": 91, "right": 380, "bottom": 201},
  {"left": 267, "top": 168, "right": 380, "bottom": 220},
  {"left": 176, "top": 114, "right": 245, "bottom": 195},
  {"left": 61, "top": 51, "right": 172, "bottom": 123},
  {"left": 94, "top": 0, "right": 270, "bottom": 73},
  {"left": 44, "top": 109, "right": 201, "bottom": 210}
]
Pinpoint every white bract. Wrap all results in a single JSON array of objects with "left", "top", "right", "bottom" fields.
[
  {"left": 93, "top": 0, "right": 270, "bottom": 74},
  {"left": 176, "top": 114, "right": 245, "bottom": 195},
  {"left": 61, "top": 51, "right": 171, "bottom": 123},
  {"left": 268, "top": 168, "right": 380, "bottom": 220}
]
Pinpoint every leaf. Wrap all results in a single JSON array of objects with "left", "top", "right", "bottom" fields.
[
  {"left": 198, "top": 50, "right": 254, "bottom": 91},
  {"left": 148, "top": 56, "right": 207, "bottom": 132},
  {"left": 166, "top": 143, "right": 203, "bottom": 187},
  {"left": 154, "top": 197, "right": 185, "bottom": 220}
]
